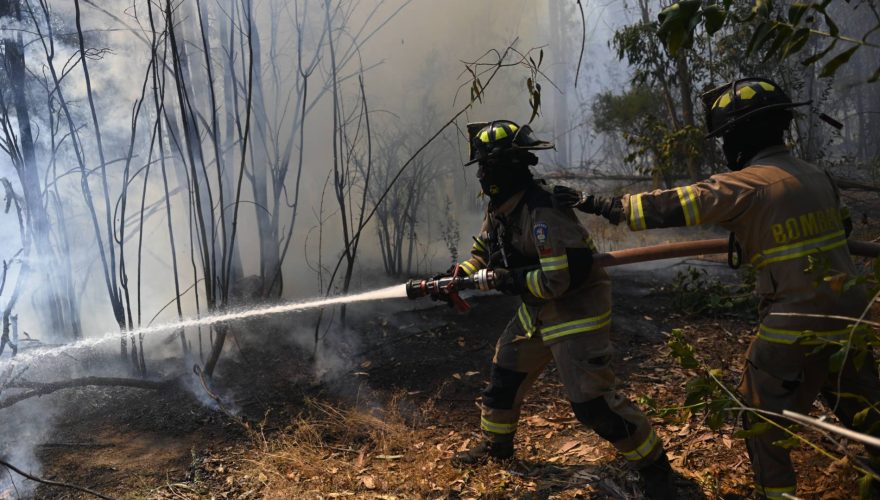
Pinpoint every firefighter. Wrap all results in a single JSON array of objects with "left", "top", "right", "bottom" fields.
[
  {"left": 553, "top": 78, "right": 880, "bottom": 499},
  {"left": 444, "top": 120, "right": 674, "bottom": 498}
]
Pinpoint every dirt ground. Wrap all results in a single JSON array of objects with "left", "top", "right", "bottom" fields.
[{"left": 19, "top": 256, "right": 875, "bottom": 499}]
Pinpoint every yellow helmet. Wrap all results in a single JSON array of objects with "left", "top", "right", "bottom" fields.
[
  {"left": 465, "top": 120, "right": 554, "bottom": 166},
  {"left": 701, "top": 78, "right": 810, "bottom": 138}
]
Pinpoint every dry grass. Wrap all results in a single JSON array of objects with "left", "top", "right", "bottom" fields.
[
  {"left": 182, "top": 394, "right": 485, "bottom": 499},
  {"left": 171, "top": 388, "right": 646, "bottom": 499}
]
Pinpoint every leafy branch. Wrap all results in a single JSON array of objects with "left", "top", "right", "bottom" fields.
[
  {"left": 656, "top": 0, "right": 880, "bottom": 82},
  {"left": 667, "top": 328, "right": 880, "bottom": 497}
]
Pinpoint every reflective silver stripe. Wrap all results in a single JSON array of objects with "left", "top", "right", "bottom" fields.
[
  {"left": 539, "top": 254, "right": 568, "bottom": 272},
  {"left": 622, "top": 429, "right": 659, "bottom": 462},
  {"left": 540, "top": 310, "right": 612, "bottom": 342},
  {"left": 628, "top": 194, "right": 647, "bottom": 231},
  {"left": 459, "top": 260, "right": 478, "bottom": 277},
  {"left": 480, "top": 416, "right": 516, "bottom": 434},
  {"left": 526, "top": 270, "right": 544, "bottom": 299},
  {"left": 517, "top": 304, "right": 535, "bottom": 337},
  {"left": 755, "top": 485, "right": 796, "bottom": 499},
  {"left": 751, "top": 230, "right": 846, "bottom": 269},
  {"left": 675, "top": 186, "right": 701, "bottom": 226},
  {"left": 758, "top": 324, "right": 857, "bottom": 345}
]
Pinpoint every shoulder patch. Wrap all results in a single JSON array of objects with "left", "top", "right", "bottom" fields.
[{"left": 534, "top": 222, "right": 549, "bottom": 246}]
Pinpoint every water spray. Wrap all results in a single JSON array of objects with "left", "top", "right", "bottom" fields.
[
  {"left": 4, "top": 284, "right": 409, "bottom": 367},
  {"left": 6, "top": 239, "right": 879, "bottom": 368}
]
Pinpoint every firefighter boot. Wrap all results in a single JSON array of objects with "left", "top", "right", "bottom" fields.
[
  {"left": 639, "top": 453, "right": 675, "bottom": 500},
  {"left": 451, "top": 439, "right": 513, "bottom": 467}
]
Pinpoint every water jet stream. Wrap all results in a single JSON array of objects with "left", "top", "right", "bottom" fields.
[{"left": 3, "top": 284, "right": 409, "bottom": 367}]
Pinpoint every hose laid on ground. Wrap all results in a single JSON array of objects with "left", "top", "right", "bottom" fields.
[{"left": 592, "top": 239, "right": 880, "bottom": 268}]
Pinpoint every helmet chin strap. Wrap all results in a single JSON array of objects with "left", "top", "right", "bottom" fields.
[{"left": 722, "top": 140, "right": 750, "bottom": 171}]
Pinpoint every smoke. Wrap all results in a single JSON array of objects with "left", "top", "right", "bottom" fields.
[{"left": 0, "top": 0, "right": 645, "bottom": 493}]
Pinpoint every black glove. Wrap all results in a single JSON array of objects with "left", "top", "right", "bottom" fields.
[
  {"left": 552, "top": 185, "right": 587, "bottom": 209},
  {"left": 552, "top": 186, "right": 624, "bottom": 225},
  {"left": 492, "top": 267, "right": 529, "bottom": 295}
]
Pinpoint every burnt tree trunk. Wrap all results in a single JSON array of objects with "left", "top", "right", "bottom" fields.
[{"left": 0, "top": 0, "right": 77, "bottom": 339}]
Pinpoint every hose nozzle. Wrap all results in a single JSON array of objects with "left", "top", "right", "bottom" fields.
[{"left": 404, "top": 268, "right": 498, "bottom": 301}]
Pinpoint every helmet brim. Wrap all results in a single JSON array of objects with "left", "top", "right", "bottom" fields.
[
  {"left": 705, "top": 100, "right": 811, "bottom": 138},
  {"left": 463, "top": 141, "right": 555, "bottom": 166}
]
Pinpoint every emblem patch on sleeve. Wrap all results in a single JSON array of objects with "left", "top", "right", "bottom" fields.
[{"left": 534, "top": 222, "right": 549, "bottom": 246}]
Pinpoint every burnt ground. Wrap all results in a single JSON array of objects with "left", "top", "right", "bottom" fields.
[{"left": 19, "top": 259, "right": 874, "bottom": 499}]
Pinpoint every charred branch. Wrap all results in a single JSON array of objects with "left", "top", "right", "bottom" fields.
[
  {"left": 0, "top": 457, "right": 114, "bottom": 500},
  {"left": 0, "top": 376, "right": 178, "bottom": 410}
]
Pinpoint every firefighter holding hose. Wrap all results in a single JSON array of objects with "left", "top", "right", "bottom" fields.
[
  {"left": 553, "top": 78, "right": 880, "bottom": 498},
  {"left": 438, "top": 120, "right": 674, "bottom": 498}
]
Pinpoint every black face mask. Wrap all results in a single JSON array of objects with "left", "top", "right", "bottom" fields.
[
  {"left": 720, "top": 111, "right": 791, "bottom": 171},
  {"left": 477, "top": 154, "right": 536, "bottom": 204}
]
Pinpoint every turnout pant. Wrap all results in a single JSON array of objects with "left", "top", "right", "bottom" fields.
[
  {"left": 479, "top": 308, "right": 662, "bottom": 467},
  {"left": 738, "top": 338, "right": 880, "bottom": 498}
]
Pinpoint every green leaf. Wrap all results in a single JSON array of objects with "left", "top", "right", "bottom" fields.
[
  {"left": 734, "top": 421, "right": 772, "bottom": 438},
  {"left": 859, "top": 473, "right": 875, "bottom": 500},
  {"left": 855, "top": 348, "right": 867, "bottom": 371},
  {"left": 772, "top": 435, "right": 801, "bottom": 449},
  {"left": 801, "top": 39, "right": 837, "bottom": 66},
  {"left": 668, "top": 329, "right": 699, "bottom": 369},
  {"left": 788, "top": 3, "right": 809, "bottom": 25},
  {"left": 762, "top": 24, "right": 794, "bottom": 62},
  {"left": 752, "top": 0, "right": 773, "bottom": 18},
  {"left": 747, "top": 22, "right": 775, "bottom": 55},
  {"left": 781, "top": 28, "right": 811, "bottom": 59},
  {"left": 657, "top": 0, "right": 702, "bottom": 56},
  {"left": 832, "top": 392, "right": 871, "bottom": 404},
  {"left": 820, "top": 45, "right": 859, "bottom": 78},
  {"left": 823, "top": 12, "right": 839, "bottom": 37},
  {"left": 702, "top": 5, "right": 727, "bottom": 35},
  {"left": 828, "top": 346, "right": 848, "bottom": 372},
  {"left": 854, "top": 406, "right": 873, "bottom": 427}
]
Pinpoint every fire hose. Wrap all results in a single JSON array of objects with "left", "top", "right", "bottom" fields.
[{"left": 406, "top": 238, "right": 880, "bottom": 312}]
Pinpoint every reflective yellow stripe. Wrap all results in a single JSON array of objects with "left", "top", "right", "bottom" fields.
[
  {"left": 757, "top": 324, "right": 859, "bottom": 345},
  {"left": 525, "top": 270, "right": 544, "bottom": 299},
  {"left": 471, "top": 237, "right": 487, "bottom": 252},
  {"left": 517, "top": 304, "right": 535, "bottom": 337},
  {"left": 622, "top": 429, "right": 660, "bottom": 462},
  {"left": 675, "top": 186, "right": 701, "bottom": 226},
  {"left": 751, "top": 230, "right": 846, "bottom": 269},
  {"left": 755, "top": 484, "right": 796, "bottom": 499},
  {"left": 480, "top": 416, "right": 516, "bottom": 434},
  {"left": 628, "top": 194, "right": 647, "bottom": 231},
  {"left": 459, "top": 261, "right": 478, "bottom": 277},
  {"left": 539, "top": 254, "right": 568, "bottom": 272},
  {"left": 540, "top": 310, "right": 612, "bottom": 342},
  {"left": 757, "top": 81, "right": 776, "bottom": 92}
]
